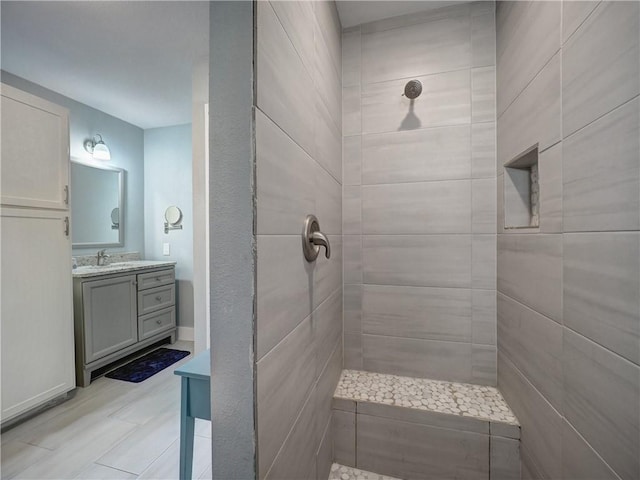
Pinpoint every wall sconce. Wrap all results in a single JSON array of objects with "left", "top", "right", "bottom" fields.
[{"left": 84, "top": 134, "right": 111, "bottom": 161}]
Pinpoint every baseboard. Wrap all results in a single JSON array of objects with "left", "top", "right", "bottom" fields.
[{"left": 177, "top": 326, "right": 194, "bottom": 341}]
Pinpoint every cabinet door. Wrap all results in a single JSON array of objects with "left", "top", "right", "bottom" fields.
[
  {"left": 83, "top": 275, "right": 137, "bottom": 364},
  {"left": 1, "top": 83, "right": 70, "bottom": 210},
  {"left": 1, "top": 207, "right": 75, "bottom": 422}
]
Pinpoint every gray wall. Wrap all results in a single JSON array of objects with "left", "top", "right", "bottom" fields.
[
  {"left": 144, "top": 124, "right": 193, "bottom": 329},
  {"left": 342, "top": 2, "right": 498, "bottom": 386},
  {"left": 208, "top": 2, "right": 255, "bottom": 478},
  {"left": 1, "top": 71, "right": 145, "bottom": 257},
  {"left": 255, "top": 1, "right": 343, "bottom": 479},
  {"left": 495, "top": 2, "right": 639, "bottom": 479}
]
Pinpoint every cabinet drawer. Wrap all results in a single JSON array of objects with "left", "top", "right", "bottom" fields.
[
  {"left": 137, "top": 284, "right": 175, "bottom": 316},
  {"left": 139, "top": 307, "right": 175, "bottom": 341},
  {"left": 137, "top": 269, "right": 174, "bottom": 290}
]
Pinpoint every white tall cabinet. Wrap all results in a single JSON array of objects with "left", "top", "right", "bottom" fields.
[{"left": 1, "top": 84, "right": 75, "bottom": 424}]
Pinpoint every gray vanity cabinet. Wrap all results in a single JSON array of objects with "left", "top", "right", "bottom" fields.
[
  {"left": 73, "top": 265, "right": 177, "bottom": 386},
  {"left": 82, "top": 275, "right": 138, "bottom": 364}
]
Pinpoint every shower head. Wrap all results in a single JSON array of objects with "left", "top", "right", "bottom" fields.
[{"left": 403, "top": 79, "right": 422, "bottom": 99}]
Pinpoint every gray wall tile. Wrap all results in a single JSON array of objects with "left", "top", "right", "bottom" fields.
[
  {"left": 490, "top": 436, "right": 520, "bottom": 480},
  {"left": 357, "top": 401, "right": 490, "bottom": 435},
  {"left": 314, "top": 16, "right": 342, "bottom": 133},
  {"left": 257, "top": 1, "right": 316, "bottom": 156},
  {"left": 496, "top": 0, "right": 561, "bottom": 117},
  {"left": 563, "top": 233, "right": 640, "bottom": 365},
  {"left": 361, "top": 13, "right": 470, "bottom": 84},
  {"left": 538, "top": 143, "right": 562, "bottom": 233},
  {"left": 257, "top": 235, "right": 312, "bottom": 359},
  {"left": 256, "top": 110, "right": 316, "bottom": 235},
  {"left": 472, "top": 66, "right": 496, "bottom": 123},
  {"left": 563, "top": 329, "right": 640, "bottom": 480},
  {"left": 257, "top": 316, "right": 316, "bottom": 477},
  {"left": 472, "top": 344, "right": 497, "bottom": 386},
  {"left": 498, "top": 353, "right": 563, "bottom": 479},
  {"left": 342, "top": 186, "right": 361, "bottom": 235},
  {"left": 357, "top": 414, "right": 489, "bottom": 480},
  {"left": 473, "top": 178, "right": 497, "bottom": 234},
  {"left": 497, "top": 234, "right": 562, "bottom": 323},
  {"left": 562, "top": 1, "right": 600, "bottom": 44},
  {"left": 472, "top": 122, "right": 496, "bottom": 179},
  {"left": 362, "top": 126, "right": 471, "bottom": 185},
  {"left": 472, "top": 234, "right": 496, "bottom": 289},
  {"left": 343, "top": 284, "right": 362, "bottom": 335},
  {"left": 332, "top": 410, "right": 356, "bottom": 467},
  {"left": 270, "top": 0, "right": 315, "bottom": 76},
  {"left": 472, "top": 289, "right": 497, "bottom": 346},
  {"left": 561, "top": 419, "right": 620, "bottom": 480},
  {"left": 362, "top": 181, "right": 471, "bottom": 235},
  {"left": 562, "top": 2, "right": 640, "bottom": 137},
  {"left": 497, "top": 52, "right": 561, "bottom": 166},
  {"left": 497, "top": 293, "right": 563, "bottom": 412},
  {"left": 562, "top": 98, "right": 640, "bottom": 233},
  {"left": 342, "top": 27, "right": 361, "bottom": 88},
  {"left": 314, "top": 290, "right": 343, "bottom": 378},
  {"left": 316, "top": 164, "right": 342, "bottom": 235},
  {"left": 315, "top": 96, "right": 342, "bottom": 183},
  {"left": 472, "top": 11, "right": 496, "bottom": 67},
  {"left": 341, "top": 0, "right": 496, "bottom": 385},
  {"left": 362, "top": 334, "right": 473, "bottom": 383},
  {"left": 313, "top": 235, "right": 342, "bottom": 310},
  {"left": 344, "top": 333, "right": 362, "bottom": 370},
  {"left": 361, "top": 69, "right": 471, "bottom": 135},
  {"left": 315, "top": 339, "right": 342, "bottom": 449},
  {"left": 343, "top": 86, "right": 361, "bottom": 136},
  {"left": 264, "top": 390, "right": 317, "bottom": 480},
  {"left": 343, "top": 235, "right": 362, "bottom": 285},
  {"left": 363, "top": 235, "right": 472, "bottom": 288},
  {"left": 360, "top": 2, "right": 470, "bottom": 35},
  {"left": 257, "top": 1, "right": 342, "bottom": 478},
  {"left": 316, "top": 417, "right": 332, "bottom": 480},
  {"left": 362, "top": 284, "right": 472, "bottom": 343},
  {"left": 343, "top": 135, "right": 361, "bottom": 186},
  {"left": 313, "top": 0, "right": 342, "bottom": 77}
]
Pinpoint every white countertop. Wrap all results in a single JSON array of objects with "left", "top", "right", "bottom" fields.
[{"left": 72, "top": 260, "right": 176, "bottom": 278}]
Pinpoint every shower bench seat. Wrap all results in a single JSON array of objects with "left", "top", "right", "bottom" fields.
[{"left": 332, "top": 370, "right": 521, "bottom": 480}]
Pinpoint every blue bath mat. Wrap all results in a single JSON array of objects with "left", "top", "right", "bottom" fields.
[{"left": 105, "top": 348, "right": 190, "bottom": 383}]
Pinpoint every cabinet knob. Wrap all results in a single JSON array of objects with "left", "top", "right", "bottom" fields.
[
  {"left": 156, "top": 319, "right": 162, "bottom": 325},
  {"left": 155, "top": 296, "right": 162, "bottom": 302},
  {"left": 155, "top": 277, "right": 161, "bottom": 282}
]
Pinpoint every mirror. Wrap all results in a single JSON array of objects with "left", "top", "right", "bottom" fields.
[
  {"left": 70, "top": 159, "right": 124, "bottom": 247},
  {"left": 164, "top": 205, "right": 183, "bottom": 233}
]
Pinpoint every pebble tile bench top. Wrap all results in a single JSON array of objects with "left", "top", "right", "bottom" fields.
[
  {"left": 329, "top": 463, "right": 401, "bottom": 480},
  {"left": 334, "top": 370, "right": 519, "bottom": 433}
]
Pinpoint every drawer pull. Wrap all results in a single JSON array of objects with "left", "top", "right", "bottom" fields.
[
  {"left": 155, "top": 277, "right": 161, "bottom": 282},
  {"left": 155, "top": 296, "right": 162, "bottom": 302},
  {"left": 156, "top": 319, "right": 162, "bottom": 325}
]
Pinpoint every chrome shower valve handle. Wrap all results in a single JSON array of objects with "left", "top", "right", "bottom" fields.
[{"left": 302, "top": 214, "right": 331, "bottom": 262}]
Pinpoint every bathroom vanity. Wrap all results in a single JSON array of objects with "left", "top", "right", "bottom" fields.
[{"left": 72, "top": 261, "right": 177, "bottom": 386}]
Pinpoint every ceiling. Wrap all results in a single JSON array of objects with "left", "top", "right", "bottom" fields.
[
  {"left": 1, "top": 1, "right": 465, "bottom": 129},
  {"left": 1, "top": 1, "right": 209, "bottom": 129},
  {"left": 335, "top": 1, "right": 466, "bottom": 28}
]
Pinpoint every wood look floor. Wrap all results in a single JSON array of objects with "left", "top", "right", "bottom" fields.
[{"left": 1, "top": 341, "right": 212, "bottom": 480}]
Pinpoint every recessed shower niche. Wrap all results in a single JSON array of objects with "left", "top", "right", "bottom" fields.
[{"left": 504, "top": 146, "right": 539, "bottom": 229}]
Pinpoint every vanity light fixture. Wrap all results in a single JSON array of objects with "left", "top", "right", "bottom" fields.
[{"left": 84, "top": 134, "right": 111, "bottom": 161}]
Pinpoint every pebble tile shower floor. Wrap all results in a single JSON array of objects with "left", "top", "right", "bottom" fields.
[{"left": 335, "top": 370, "right": 518, "bottom": 425}]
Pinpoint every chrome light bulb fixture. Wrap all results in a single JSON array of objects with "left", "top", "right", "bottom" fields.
[{"left": 84, "top": 134, "right": 111, "bottom": 161}]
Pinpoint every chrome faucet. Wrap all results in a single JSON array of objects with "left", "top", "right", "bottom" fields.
[{"left": 96, "top": 249, "right": 110, "bottom": 266}]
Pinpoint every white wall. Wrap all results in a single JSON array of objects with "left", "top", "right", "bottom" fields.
[{"left": 143, "top": 124, "right": 194, "bottom": 329}]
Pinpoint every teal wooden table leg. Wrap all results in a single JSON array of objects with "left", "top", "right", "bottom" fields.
[{"left": 180, "top": 377, "right": 195, "bottom": 480}]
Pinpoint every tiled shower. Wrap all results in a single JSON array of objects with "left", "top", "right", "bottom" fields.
[{"left": 210, "top": 1, "right": 639, "bottom": 479}]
